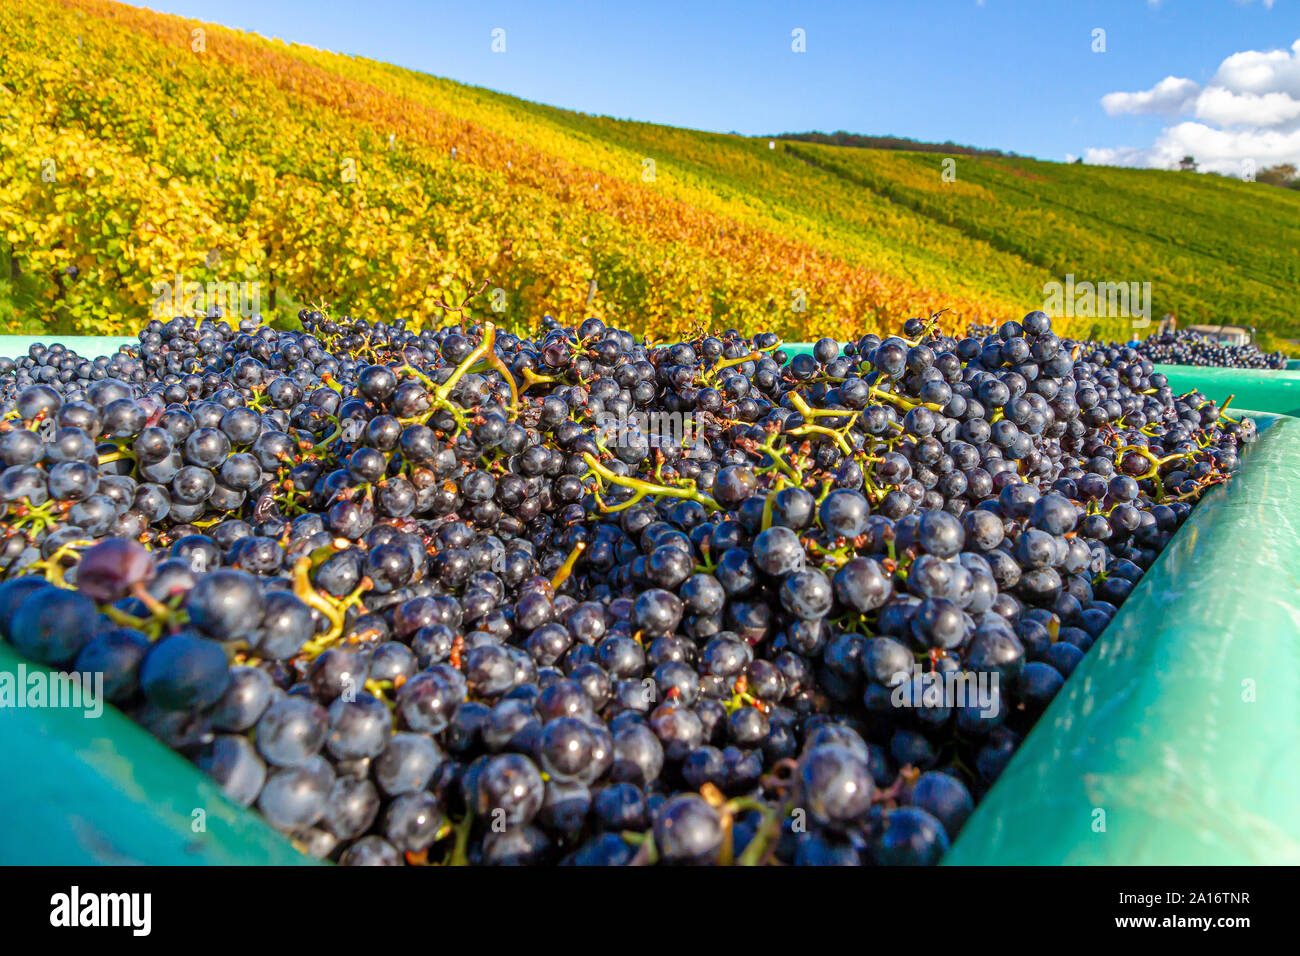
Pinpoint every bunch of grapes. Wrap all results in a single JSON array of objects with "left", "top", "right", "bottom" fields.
[
  {"left": 0, "top": 307, "right": 1253, "bottom": 865},
  {"left": 1125, "top": 330, "right": 1287, "bottom": 370}
]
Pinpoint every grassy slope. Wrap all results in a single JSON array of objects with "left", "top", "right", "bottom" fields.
[
  {"left": 360, "top": 55, "right": 1300, "bottom": 336},
  {"left": 409, "top": 73, "right": 1300, "bottom": 334},
  {"left": 2, "top": 0, "right": 1298, "bottom": 341}
]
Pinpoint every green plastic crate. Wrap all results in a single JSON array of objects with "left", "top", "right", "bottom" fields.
[
  {"left": 1, "top": 337, "right": 1297, "bottom": 865},
  {"left": 1154, "top": 366, "right": 1300, "bottom": 417},
  {"left": 0, "top": 639, "right": 312, "bottom": 865},
  {"left": 0, "top": 336, "right": 139, "bottom": 359},
  {"left": 945, "top": 410, "right": 1300, "bottom": 864}
]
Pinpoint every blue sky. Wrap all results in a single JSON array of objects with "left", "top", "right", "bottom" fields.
[{"left": 138, "top": 1, "right": 1298, "bottom": 168}]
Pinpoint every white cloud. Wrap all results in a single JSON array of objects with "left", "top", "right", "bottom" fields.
[
  {"left": 1084, "top": 144, "right": 1160, "bottom": 167},
  {"left": 1194, "top": 87, "right": 1300, "bottom": 128},
  {"left": 1101, "top": 76, "right": 1200, "bottom": 116},
  {"left": 1086, "top": 122, "right": 1300, "bottom": 175},
  {"left": 1088, "top": 38, "right": 1300, "bottom": 174},
  {"left": 1212, "top": 38, "right": 1300, "bottom": 95}
]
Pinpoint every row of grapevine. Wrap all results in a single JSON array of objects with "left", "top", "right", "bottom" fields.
[{"left": 2, "top": 0, "right": 1295, "bottom": 341}]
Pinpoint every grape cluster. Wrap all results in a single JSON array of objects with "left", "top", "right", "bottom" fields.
[
  {"left": 0, "top": 308, "right": 1253, "bottom": 865},
  {"left": 1126, "top": 330, "right": 1287, "bottom": 370}
]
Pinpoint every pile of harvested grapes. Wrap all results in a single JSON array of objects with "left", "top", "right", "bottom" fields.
[
  {"left": 1128, "top": 329, "right": 1287, "bottom": 370},
  {"left": 0, "top": 310, "right": 1254, "bottom": 865}
]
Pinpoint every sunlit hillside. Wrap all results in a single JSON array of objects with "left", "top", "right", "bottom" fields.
[{"left": 3, "top": 0, "right": 1298, "bottom": 340}]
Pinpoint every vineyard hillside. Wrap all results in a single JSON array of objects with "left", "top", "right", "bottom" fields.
[{"left": 3, "top": 0, "right": 1299, "bottom": 340}]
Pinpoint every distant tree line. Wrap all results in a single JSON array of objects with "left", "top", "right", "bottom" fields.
[
  {"left": 1257, "top": 164, "right": 1299, "bottom": 190},
  {"left": 765, "top": 131, "right": 1013, "bottom": 158},
  {"left": 774, "top": 139, "right": 1297, "bottom": 190},
  {"left": 1182, "top": 156, "right": 1298, "bottom": 189}
]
